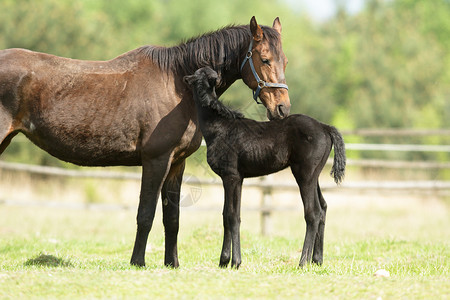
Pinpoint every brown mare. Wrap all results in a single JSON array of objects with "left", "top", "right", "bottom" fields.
[{"left": 0, "top": 17, "right": 290, "bottom": 267}]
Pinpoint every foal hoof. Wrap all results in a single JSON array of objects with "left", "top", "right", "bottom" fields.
[
  {"left": 312, "top": 259, "right": 323, "bottom": 266},
  {"left": 219, "top": 255, "right": 230, "bottom": 268},
  {"left": 298, "top": 259, "right": 308, "bottom": 268},
  {"left": 130, "top": 260, "right": 146, "bottom": 268},
  {"left": 164, "top": 261, "right": 180, "bottom": 269}
]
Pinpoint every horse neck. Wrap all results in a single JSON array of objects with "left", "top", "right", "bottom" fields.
[
  {"left": 186, "top": 35, "right": 249, "bottom": 96},
  {"left": 144, "top": 26, "right": 251, "bottom": 93}
]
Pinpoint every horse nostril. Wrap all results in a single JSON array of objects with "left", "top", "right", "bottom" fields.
[{"left": 277, "top": 104, "right": 288, "bottom": 118}]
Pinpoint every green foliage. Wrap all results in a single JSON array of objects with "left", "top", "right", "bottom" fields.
[
  {"left": 0, "top": 0, "right": 449, "bottom": 165},
  {"left": 0, "top": 0, "right": 110, "bottom": 59},
  {"left": 288, "top": 0, "right": 449, "bottom": 130}
]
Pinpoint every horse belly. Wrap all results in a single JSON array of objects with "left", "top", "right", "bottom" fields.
[
  {"left": 18, "top": 62, "right": 144, "bottom": 166},
  {"left": 28, "top": 133, "right": 141, "bottom": 166},
  {"left": 24, "top": 114, "right": 142, "bottom": 166}
]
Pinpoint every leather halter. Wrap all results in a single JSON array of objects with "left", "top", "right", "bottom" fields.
[{"left": 240, "top": 39, "right": 289, "bottom": 104}]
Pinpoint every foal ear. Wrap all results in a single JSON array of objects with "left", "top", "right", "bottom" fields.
[
  {"left": 250, "top": 16, "right": 263, "bottom": 42},
  {"left": 272, "top": 17, "right": 282, "bottom": 34},
  {"left": 183, "top": 75, "right": 196, "bottom": 86}
]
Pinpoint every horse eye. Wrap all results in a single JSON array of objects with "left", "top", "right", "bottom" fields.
[{"left": 262, "top": 59, "right": 270, "bottom": 66}]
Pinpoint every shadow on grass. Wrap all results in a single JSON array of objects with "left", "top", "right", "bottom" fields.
[{"left": 24, "top": 253, "right": 73, "bottom": 268}]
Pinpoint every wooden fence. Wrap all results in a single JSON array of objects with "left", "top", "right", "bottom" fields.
[{"left": 0, "top": 128, "right": 449, "bottom": 235}]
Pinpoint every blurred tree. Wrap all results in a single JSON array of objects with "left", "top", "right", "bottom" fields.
[
  {"left": 154, "top": 0, "right": 292, "bottom": 45},
  {"left": 347, "top": 0, "right": 445, "bottom": 129},
  {"left": 0, "top": 0, "right": 111, "bottom": 59},
  {"left": 0, "top": 0, "right": 449, "bottom": 166},
  {"left": 393, "top": 0, "right": 450, "bottom": 128},
  {"left": 287, "top": 0, "right": 448, "bottom": 131}
]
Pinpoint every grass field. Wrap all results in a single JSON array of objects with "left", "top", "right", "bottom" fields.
[{"left": 0, "top": 191, "right": 449, "bottom": 299}]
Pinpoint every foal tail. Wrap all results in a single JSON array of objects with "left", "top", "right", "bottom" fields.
[{"left": 325, "top": 125, "right": 346, "bottom": 184}]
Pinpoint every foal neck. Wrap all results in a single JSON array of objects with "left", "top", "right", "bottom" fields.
[{"left": 193, "top": 87, "right": 244, "bottom": 122}]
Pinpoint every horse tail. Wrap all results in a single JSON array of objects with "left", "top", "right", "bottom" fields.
[{"left": 325, "top": 125, "right": 346, "bottom": 184}]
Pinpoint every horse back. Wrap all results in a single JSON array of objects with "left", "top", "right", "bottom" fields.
[
  {"left": 0, "top": 48, "right": 140, "bottom": 111},
  {"left": 0, "top": 48, "right": 197, "bottom": 166}
]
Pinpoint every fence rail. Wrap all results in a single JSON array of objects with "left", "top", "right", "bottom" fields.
[
  {"left": 1, "top": 159, "right": 449, "bottom": 195},
  {"left": 346, "top": 143, "right": 450, "bottom": 152},
  {"left": 0, "top": 161, "right": 141, "bottom": 180},
  {"left": 341, "top": 128, "right": 450, "bottom": 136},
  {"left": 1, "top": 129, "right": 449, "bottom": 236},
  {"left": 1, "top": 159, "right": 449, "bottom": 182}
]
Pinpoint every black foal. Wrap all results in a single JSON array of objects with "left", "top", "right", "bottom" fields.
[{"left": 184, "top": 67, "right": 346, "bottom": 269}]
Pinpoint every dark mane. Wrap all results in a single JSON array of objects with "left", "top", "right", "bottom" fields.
[{"left": 138, "top": 24, "right": 281, "bottom": 77}]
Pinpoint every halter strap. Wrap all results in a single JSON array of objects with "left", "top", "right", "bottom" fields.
[{"left": 240, "top": 40, "right": 289, "bottom": 104}]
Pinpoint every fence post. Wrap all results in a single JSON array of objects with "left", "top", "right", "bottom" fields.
[{"left": 260, "top": 176, "right": 272, "bottom": 236}]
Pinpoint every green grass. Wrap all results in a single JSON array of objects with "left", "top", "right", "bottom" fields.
[{"left": 0, "top": 196, "right": 449, "bottom": 299}]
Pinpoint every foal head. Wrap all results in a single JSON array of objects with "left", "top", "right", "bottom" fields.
[
  {"left": 240, "top": 17, "right": 290, "bottom": 120},
  {"left": 184, "top": 67, "right": 219, "bottom": 106},
  {"left": 184, "top": 67, "right": 244, "bottom": 120}
]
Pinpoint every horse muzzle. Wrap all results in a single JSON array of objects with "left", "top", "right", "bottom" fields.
[{"left": 267, "top": 100, "right": 291, "bottom": 120}]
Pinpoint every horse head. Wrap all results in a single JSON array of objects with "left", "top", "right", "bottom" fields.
[{"left": 240, "top": 17, "right": 290, "bottom": 120}]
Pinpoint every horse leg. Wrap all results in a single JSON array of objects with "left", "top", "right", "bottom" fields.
[
  {"left": 312, "top": 184, "right": 327, "bottom": 265},
  {"left": 161, "top": 160, "right": 185, "bottom": 268},
  {"left": 130, "top": 153, "right": 172, "bottom": 267},
  {"left": 0, "top": 132, "right": 17, "bottom": 155},
  {"left": 0, "top": 112, "right": 16, "bottom": 155},
  {"left": 219, "top": 175, "right": 243, "bottom": 269}
]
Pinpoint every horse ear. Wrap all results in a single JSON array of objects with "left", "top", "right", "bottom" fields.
[
  {"left": 272, "top": 17, "right": 282, "bottom": 34},
  {"left": 250, "top": 16, "right": 263, "bottom": 42}
]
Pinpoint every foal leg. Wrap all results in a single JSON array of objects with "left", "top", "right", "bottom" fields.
[
  {"left": 161, "top": 160, "right": 185, "bottom": 268},
  {"left": 292, "top": 165, "right": 322, "bottom": 267},
  {"left": 312, "top": 184, "right": 327, "bottom": 265},
  {"left": 298, "top": 180, "right": 321, "bottom": 267},
  {"left": 219, "top": 203, "right": 232, "bottom": 268},
  {"left": 130, "top": 153, "right": 172, "bottom": 267},
  {"left": 219, "top": 175, "right": 243, "bottom": 269}
]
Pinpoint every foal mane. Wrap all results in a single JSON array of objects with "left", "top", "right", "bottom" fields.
[
  {"left": 138, "top": 24, "right": 281, "bottom": 77},
  {"left": 204, "top": 95, "right": 245, "bottom": 120},
  {"left": 193, "top": 76, "right": 244, "bottom": 120}
]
